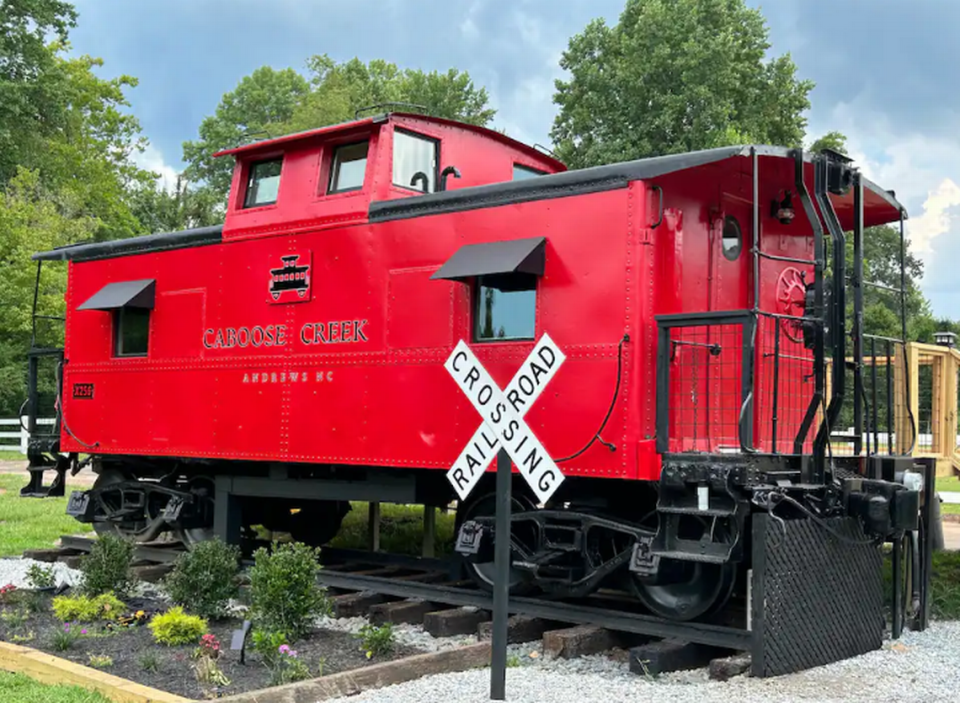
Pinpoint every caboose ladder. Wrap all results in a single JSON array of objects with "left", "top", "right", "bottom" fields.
[{"left": 20, "top": 260, "right": 69, "bottom": 498}]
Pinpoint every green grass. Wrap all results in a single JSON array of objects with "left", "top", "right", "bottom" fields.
[
  {"left": 936, "top": 475, "right": 960, "bottom": 515},
  {"left": 329, "top": 502, "right": 457, "bottom": 556},
  {"left": 930, "top": 550, "right": 960, "bottom": 620},
  {"left": 0, "top": 474, "right": 94, "bottom": 557},
  {"left": 0, "top": 673, "right": 111, "bottom": 703},
  {"left": 0, "top": 450, "right": 26, "bottom": 462},
  {"left": 938, "top": 475, "right": 960, "bottom": 492}
]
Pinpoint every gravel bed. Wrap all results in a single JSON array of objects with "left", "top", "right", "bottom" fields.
[
  {"left": 325, "top": 621, "right": 960, "bottom": 703},
  {"left": 315, "top": 612, "right": 481, "bottom": 652},
  {"left": 0, "top": 558, "right": 83, "bottom": 589}
]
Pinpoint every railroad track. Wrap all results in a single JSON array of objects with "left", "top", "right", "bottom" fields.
[{"left": 27, "top": 535, "right": 754, "bottom": 674}]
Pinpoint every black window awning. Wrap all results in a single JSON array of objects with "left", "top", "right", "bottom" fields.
[
  {"left": 77, "top": 279, "right": 156, "bottom": 311},
  {"left": 431, "top": 237, "right": 546, "bottom": 283}
]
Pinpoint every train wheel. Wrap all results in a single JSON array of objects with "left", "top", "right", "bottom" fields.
[
  {"left": 628, "top": 517, "right": 737, "bottom": 621},
  {"left": 287, "top": 501, "right": 351, "bottom": 547},
  {"left": 456, "top": 490, "right": 538, "bottom": 595},
  {"left": 91, "top": 469, "right": 167, "bottom": 542},
  {"left": 91, "top": 470, "right": 140, "bottom": 539},
  {"left": 628, "top": 559, "right": 736, "bottom": 621},
  {"left": 175, "top": 477, "right": 216, "bottom": 547}
]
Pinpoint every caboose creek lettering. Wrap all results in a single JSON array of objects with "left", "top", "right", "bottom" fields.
[
  {"left": 444, "top": 334, "right": 566, "bottom": 504},
  {"left": 202, "top": 319, "right": 368, "bottom": 349}
]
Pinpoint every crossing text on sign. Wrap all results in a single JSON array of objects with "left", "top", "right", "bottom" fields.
[{"left": 444, "top": 334, "right": 566, "bottom": 504}]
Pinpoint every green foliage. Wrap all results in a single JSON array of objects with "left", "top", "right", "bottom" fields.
[
  {"left": 551, "top": 0, "right": 813, "bottom": 168},
  {"left": 80, "top": 533, "right": 134, "bottom": 597},
  {"left": 86, "top": 654, "right": 113, "bottom": 669},
  {"left": 251, "top": 629, "right": 288, "bottom": 669},
  {"left": 248, "top": 541, "right": 329, "bottom": 640},
  {"left": 164, "top": 537, "right": 241, "bottom": 619},
  {"left": 251, "top": 631, "right": 311, "bottom": 686},
  {"left": 0, "top": 0, "right": 159, "bottom": 417},
  {"left": 51, "top": 593, "right": 124, "bottom": 623},
  {"left": 148, "top": 606, "right": 208, "bottom": 646},
  {"left": 138, "top": 652, "right": 160, "bottom": 673},
  {"left": 182, "top": 56, "right": 495, "bottom": 200},
  {"left": 356, "top": 622, "right": 395, "bottom": 658},
  {"left": 127, "top": 175, "right": 222, "bottom": 235},
  {"left": 51, "top": 622, "right": 86, "bottom": 651},
  {"left": 25, "top": 563, "right": 56, "bottom": 590}
]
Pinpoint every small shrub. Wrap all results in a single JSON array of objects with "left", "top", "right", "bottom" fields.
[
  {"left": 248, "top": 541, "right": 329, "bottom": 640},
  {"left": 0, "top": 584, "right": 17, "bottom": 603},
  {"left": 51, "top": 622, "right": 87, "bottom": 651},
  {"left": 270, "top": 645, "right": 311, "bottom": 686},
  {"left": 138, "top": 652, "right": 161, "bottom": 673},
  {"left": 19, "top": 591, "right": 45, "bottom": 614},
  {"left": 52, "top": 593, "right": 124, "bottom": 623},
  {"left": 164, "top": 538, "right": 241, "bottom": 619},
  {"left": 356, "top": 623, "right": 395, "bottom": 658},
  {"left": 0, "top": 607, "right": 29, "bottom": 630},
  {"left": 251, "top": 629, "right": 287, "bottom": 670},
  {"left": 149, "top": 606, "right": 207, "bottom": 646},
  {"left": 25, "top": 564, "right": 56, "bottom": 590},
  {"left": 81, "top": 534, "right": 135, "bottom": 596},
  {"left": 87, "top": 654, "right": 113, "bottom": 669}
]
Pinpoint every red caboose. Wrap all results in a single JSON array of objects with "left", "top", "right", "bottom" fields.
[{"left": 22, "top": 110, "right": 926, "bottom": 625}]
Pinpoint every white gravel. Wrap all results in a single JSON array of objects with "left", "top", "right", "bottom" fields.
[
  {"left": 0, "top": 557, "right": 82, "bottom": 589},
  {"left": 314, "top": 612, "right": 480, "bottom": 653},
  {"left": 324, "top": 621, "right": 960, "bottom": 703}
]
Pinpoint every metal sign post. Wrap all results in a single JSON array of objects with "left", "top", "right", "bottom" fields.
[
  {"left": 490, "top": 447, "right": 511, "bottom": 700},
  {"left": 443, "top": 333, "right": 566, "bottom": 701}
]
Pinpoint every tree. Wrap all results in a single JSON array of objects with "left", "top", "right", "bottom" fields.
[
  {"left": 182, "top": 66, "right": 310, "bottom": 199},
  {"left": 128, "top": 176, "right": 223, "bottom": 235},
  {"left": 0, "top": 0, "right": 78, "bottom": 183},
  {"left": 0, "top": 169, "right": 98, "bottom": 415},
  {"left": 551, "top": 0, "right": 814, "bottom": 168},
  {"left": 182, "top": 56, "right": 496, "bottom": 200}
]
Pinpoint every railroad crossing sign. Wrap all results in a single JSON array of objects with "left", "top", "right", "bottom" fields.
[{"left": 444, "top": 333, "right": 566, "bottom": 504}]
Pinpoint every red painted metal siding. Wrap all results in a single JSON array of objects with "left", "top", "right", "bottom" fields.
[{"left": 60, "top": 186, "right": 644, "bottom": 481}]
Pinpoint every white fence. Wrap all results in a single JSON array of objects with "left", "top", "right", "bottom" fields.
[{"left": 0, "top": 417, "right": 56, "bottom": 454}]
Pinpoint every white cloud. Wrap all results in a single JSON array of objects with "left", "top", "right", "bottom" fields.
[
  {"left": 908, "top": 179, "right": 960, "bottom": 256},
  {"left": 460, "top": 0, "right": 483, "bottom": 40},
  {"left": 133, "top": 143, "right": 180, "bottom": 193},
  {"left": 807, "top": 98, "right": 960, "bottom": 316}
]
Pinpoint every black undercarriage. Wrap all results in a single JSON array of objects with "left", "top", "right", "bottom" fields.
[{"left": 17, "top": 444, "right": 925, "bottom": 624}]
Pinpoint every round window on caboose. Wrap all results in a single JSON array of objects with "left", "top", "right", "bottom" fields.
[{"left": 722, "top": 215, "right": 742, "bottom": 261}]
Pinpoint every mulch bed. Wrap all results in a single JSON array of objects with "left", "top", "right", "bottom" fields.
[{"left": 0, "top": 592, "right": 422, "bottom": 699}]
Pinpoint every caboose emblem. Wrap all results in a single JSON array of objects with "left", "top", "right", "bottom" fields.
[{"left": 268, "top": 253, "right": 311, "bottom": 304}]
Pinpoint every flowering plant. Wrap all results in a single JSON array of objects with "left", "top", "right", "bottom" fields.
[
  {"left": 194, "top": 633, "right": 222, "bottom": 661},
  {"left": 0, "top": 584, "right": 17, "bottom": 603}
]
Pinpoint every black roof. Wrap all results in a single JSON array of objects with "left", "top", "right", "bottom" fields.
[
  {"left": 370, "top": 145, "right": 907, "bottom": 223},
  {"left": 33, "top": 225, "right": 223, "bottom": 263}
]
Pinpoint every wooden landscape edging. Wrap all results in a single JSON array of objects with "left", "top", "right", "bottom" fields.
[
  {"left": 217, "top": 641, "right": 492, "bottom": 703},
  {"left": 0, "top": 640, "right": 189, "bottom": 703}
]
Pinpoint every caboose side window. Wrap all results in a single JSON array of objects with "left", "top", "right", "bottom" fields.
[
  {"left": 393, "top": 129, "right": 438, "bottom": 193},
  {"left": 474, "top": 276, "right": 537, "bottom": 342},
  {"left": 328, "top": 141, "right": 369, "bottom": 193},
  {"left": 513, "top": 164, "right": 546, "bottom": 180},
  {"left": 114, "top": 307, "right": 150, "bottom": 357},
  {"left": 243, "top": 158, "right": 283, "bottom": 208}
]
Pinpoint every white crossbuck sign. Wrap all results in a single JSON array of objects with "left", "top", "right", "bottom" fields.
[{"left": 444, "top": 333, "right": 566, "bottom": 504}]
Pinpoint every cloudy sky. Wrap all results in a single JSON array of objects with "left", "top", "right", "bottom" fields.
[{"left": 68, "top": 0, "right": 960, "bottom": 318}]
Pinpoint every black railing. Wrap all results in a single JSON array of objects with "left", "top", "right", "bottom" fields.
[{"left": 655, "top": 311, "right": 755, "bottom": 455}]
